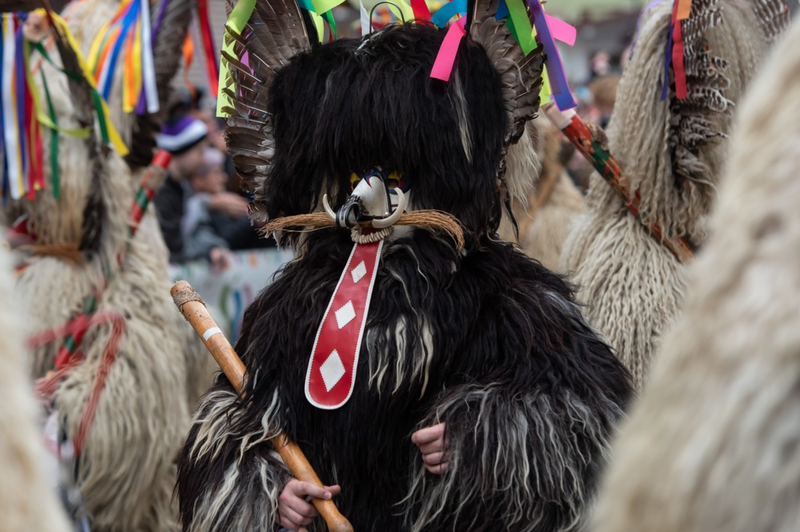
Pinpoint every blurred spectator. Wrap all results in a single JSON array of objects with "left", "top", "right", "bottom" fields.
[
  {"left": 590, "top": 50, "right": 612, "bottom": 79},
  {"left": 154, "top": 114, "right": 232, "bottom": 269},
  {"left": 587, "top": 74, "right": 621, "bottom": 129},
  {"left": 186, "top": 149, "right": 273, "bottom": 250}
]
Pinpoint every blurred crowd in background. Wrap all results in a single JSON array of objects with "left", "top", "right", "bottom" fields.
[{"left": 152, "top": 89, "right": 274, "bottom": 271}]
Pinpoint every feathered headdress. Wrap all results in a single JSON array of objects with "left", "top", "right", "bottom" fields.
[
  {"left": 216, "top": 0, "right": 573, "bottom": 238},
  {"left": 614, "top": 0, "right": 789, "bottom": 244}
]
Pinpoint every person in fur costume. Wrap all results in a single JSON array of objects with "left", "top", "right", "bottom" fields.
[
  {"left": 177, "top": 1, "right": 634, "bottom": 531},
  {"left": 0, "top": 241, "right": 71, "bottom": 532},
  {"left": 592, "top": 16, "right": 800, "bottom": 532},
  {"left": 560, "top": 0, "right": 788, "bottom": 389},
  {"left": 1, "top": 1, "right": 212, "bottom": 530},
  {"left": 500, "top": 119, "right": 584, "bottom": 271}
]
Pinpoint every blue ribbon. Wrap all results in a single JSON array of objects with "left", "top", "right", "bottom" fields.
[
  {"left": 431, "top": 0, "right": 466, "bottom": 28},
  {"left": 14, "top": 21, "right": 27, "bottom": 181},
  {"left": 496, "top": 0, "right": 509, "bottom": 21},
  {"left": 100, "top": 0, "right": 141, "bottom": 100}
]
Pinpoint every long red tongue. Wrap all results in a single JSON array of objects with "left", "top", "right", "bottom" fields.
[{"left": 305, "top": 240, "right": 383, "bottom": 409}]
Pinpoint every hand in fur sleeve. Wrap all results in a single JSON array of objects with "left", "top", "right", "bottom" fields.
[
  {"left": 277, "top": 480, "right": 341, "bottom": 531},
  {"left": 405, "top": 379, "right": 619, "bottom": 532},
  {"left": 412, "top": 423, "right": 450, "bottom": 474},
  {"left": 177, "top": 386, "right": 293, "bottom": 531}
]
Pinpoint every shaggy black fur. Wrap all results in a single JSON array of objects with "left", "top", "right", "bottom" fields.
[
  {"left": 266, "top": 24, "right": 507, "bottom": 237},
  {"left": 178, "top": 232, "right": 632, "bottom": 532},
  {"left": 178, "top": 21, "right": 633, "bottom": 532}
]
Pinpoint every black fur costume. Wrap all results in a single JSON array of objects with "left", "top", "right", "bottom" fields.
[{"left": 177, "top": 3, "right": 633, "bottom": 531}]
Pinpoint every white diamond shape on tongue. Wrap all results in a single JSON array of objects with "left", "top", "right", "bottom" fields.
[
  {"left": 335, "top": 300, "right": 356, "bottom": 329},
  {"left": 320, "top": 350, "right": 346, "bottom": 391},
  {"left": 351, "top": 261, "right": 367, "bottom": 284}
]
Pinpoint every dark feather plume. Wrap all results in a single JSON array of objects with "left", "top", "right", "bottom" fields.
[
  {"left": 752, "top": 0, "right": 791, "bottom": 42},
  {"left": 469, "top": 0, "right": 545, "bottom": 147},
  {"left": 220, "top": 0, "right": 311, "bottom": 223}
]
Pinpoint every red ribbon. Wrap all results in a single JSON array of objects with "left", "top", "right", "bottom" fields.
[
  {"left": 23, "top": 69, "right": 37, "bottom": 199},
  {"left": 671, "top": 0, "right": 691, "bottom": 99},
  {"left": 196, "top": 0, "right": 219, "bottom": 96},
  {"left": 410, "top": 0, "right": 431, "bottom": 22}
]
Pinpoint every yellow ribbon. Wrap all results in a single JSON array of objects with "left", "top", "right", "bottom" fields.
[{"left": 49, "top": 11, "right": 129, "bottom": 156}]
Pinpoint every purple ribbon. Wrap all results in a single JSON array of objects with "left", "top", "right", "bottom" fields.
[{"left": 527, "top": 0, "right": 576, "bottom": 110}]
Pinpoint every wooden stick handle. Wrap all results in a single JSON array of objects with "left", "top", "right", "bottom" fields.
[{"left": 171, "top": 281, "right": 354, "bottom": 532}]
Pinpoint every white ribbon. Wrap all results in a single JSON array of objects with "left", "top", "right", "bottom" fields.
[
  {"left": 2, "top": 15, "right": 23, "bottom": 200},
  {"left": 360, "top": 0, "right": 370, "bottom": 36},
  {"left": 140, "top": 0, "right": 159, "bottom": 113}
]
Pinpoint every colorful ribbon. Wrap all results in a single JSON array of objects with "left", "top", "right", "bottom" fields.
[
  {"left": 430, "top": 0, "right": 575, "bottom": 108},
  {"left": 197, "top": 0, "right": 219, "bottom": 97},
  {"left": 410, "top": 0, "right": 431, "bottom": 22},
  {"left": 360, "top": 0, "right": 370, "bottom": 35},
  {"left": 0, "top": 8, "right": 128, "bottom": 203},
  {"left": 430, "top": 16, "right": 465, "bottom": 81},
  {"left": 505, "top": 0, "right": 536, "bottom": 55},
  {"left": 431, "top": 0, "right": 465, "bottom": 28},
  {"left": 527, "top": 0, "right": 576, "bottom": 110},
  {"left": 1, "top": 14, "right": 63, "bottom": 201},
  {"left": 670, "top": 0, "right": 691, "bottom": 99},
  {"left": 180, "top": 30, "right": 196, "bottom": 97},
  {"left": 88, "top": 0, "right": 159, "bottom": 115},
  {"left": 2, "top": 14, "right": 24, "bottom": 200},
  {"left": 44, "top": 13, "right": 129, "bottom": 155},
  {"left": 217, "top": 0, "right": 256, "bottom": 117}
]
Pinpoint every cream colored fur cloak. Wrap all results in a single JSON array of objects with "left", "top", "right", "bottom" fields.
[
  {"left": 0, "top": 243, "right": 71, "bottom": 532},
  {"left": 2, "top": 1, "right": 212, "bottom": 531},
  {"left": 592, "top": 16, "right": 800, "bottom": 531},
  {"left": 561, "top": 0, "right": 783, "bottom": 389},
  {"left": 501, "top": 120, "right": 584, "bottom": 271}
]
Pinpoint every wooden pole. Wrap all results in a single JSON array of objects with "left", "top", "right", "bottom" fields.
[
  {"left": 171, "top": 281, "right": 354, "bottom": 532},
  {"left": 543, "top": 103, "right": 694, "bottom": 263}
]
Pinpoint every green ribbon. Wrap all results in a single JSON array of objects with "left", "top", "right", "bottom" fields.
[
  {"left": 40, "top": 71, "right": 60, "bottom": 198},
  {"left": 91, "top": 91, "right": 111, "bottom": 146},
  {"left": 311, "top": 0, "right": 345, "bottom": 15},
  {"left": 216, "top": 0, "right": 257, "bottom": 117},
  {"left": 505, "top": 0, "right": 537, "bottom": 55},
  {"left": 32, "top": 43, "right": 93, "bottom": 137},
  {"left": 323, "top": 10, "right": 337, "bottom": 39},
  {"left": 32, "top": 38, "right": 127, "bottom": 155}
]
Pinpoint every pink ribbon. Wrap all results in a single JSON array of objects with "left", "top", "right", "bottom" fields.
[{"left": 430, "top": 17, "right": 466, "bottom": 82}]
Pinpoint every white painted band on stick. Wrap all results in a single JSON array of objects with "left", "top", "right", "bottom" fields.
[{"left": 203, "top": 327, "right": 223, "bottom": 341}]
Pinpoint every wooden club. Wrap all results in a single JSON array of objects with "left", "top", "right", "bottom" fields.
[{"left": 171, "top": 281, "right": 354, "bottom": 532}]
